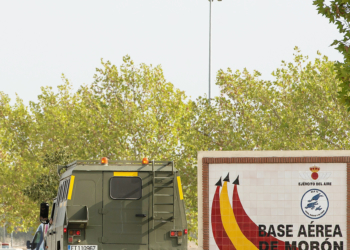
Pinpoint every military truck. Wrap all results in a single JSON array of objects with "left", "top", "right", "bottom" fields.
[{"left": 39, "top": 158, "right": 187, "bottom": 250}]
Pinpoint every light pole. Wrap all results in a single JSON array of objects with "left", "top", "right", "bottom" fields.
[{"left": 209, "top": 0, "right": 221, "bottom": 106}]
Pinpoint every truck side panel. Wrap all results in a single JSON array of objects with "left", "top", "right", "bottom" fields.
[{"left": 67, "top": 172, "right": 103, "bottom": 248}]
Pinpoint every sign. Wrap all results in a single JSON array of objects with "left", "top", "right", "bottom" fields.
[{"left": 198, "top": 151, "right": 350, "bottom": 250}]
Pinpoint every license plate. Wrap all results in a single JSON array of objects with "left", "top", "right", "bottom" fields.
[{"left": 68, "top": 246, "right": 98, "bottom": 250}]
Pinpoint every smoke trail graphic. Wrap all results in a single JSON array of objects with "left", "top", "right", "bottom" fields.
[{"left": 211, "top": 178, "right": 236, "bottom": 250}]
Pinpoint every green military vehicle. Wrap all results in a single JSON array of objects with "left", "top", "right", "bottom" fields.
[{"left": 40, "top": 158, "right": 188, "bottom": 250}]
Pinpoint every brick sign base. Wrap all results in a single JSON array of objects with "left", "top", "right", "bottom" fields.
[{"left": 197, "top": 151, "right": 349, "bottom": 250}]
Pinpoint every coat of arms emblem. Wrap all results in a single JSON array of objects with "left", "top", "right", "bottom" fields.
[{"left": 310, "top": 166, "right": 320, "bottom": 180}]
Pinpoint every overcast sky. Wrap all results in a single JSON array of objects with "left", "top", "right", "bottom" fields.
[{"left": 0, "top": 0, "right": 343, "bottom": 105}]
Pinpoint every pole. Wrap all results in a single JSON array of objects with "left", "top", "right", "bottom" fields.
[{"left": 209, "top": 0, "right": 212, "bottom": 106}]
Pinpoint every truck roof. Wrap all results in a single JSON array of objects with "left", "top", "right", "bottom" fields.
[{"left": 58, "top": 160, "right": 178, "bottom": 180}]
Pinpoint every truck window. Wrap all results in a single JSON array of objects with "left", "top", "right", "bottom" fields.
[
  {"left": 32, "top": 231, "right": 42, "bottom": 250},
  {"left": 49, "top": 202, "right": 56, "bottom": 227},
  {"left": 110, "top": 177, "right": 142, "bottom": 199},
  {"left": 33, "top": 231, "right": 42, "bottom": 243}
]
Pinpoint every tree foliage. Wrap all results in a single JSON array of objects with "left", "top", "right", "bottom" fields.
[
  {"left": 313, "top": 0, "right": 350, "bottom": 109},
  {"left": 1, "top": 50, "right": 350, "bottom": 241},
  {"left": 195, "top": 48, "right": 350, "bottom": 151},
  {"left": 0, "top": 95, "right": 38, "bottom": 232},
  {"left": 23, "top": 148, "right": 72, "bottom": 204}
]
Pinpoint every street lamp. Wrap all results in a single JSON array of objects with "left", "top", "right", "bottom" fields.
[{"left": 209, "top": 0, "right": 221, "bottom": 106}]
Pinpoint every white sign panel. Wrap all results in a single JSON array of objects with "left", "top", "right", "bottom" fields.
[{"left": 208, "top": 163, "right": 346, "bottom": 250}]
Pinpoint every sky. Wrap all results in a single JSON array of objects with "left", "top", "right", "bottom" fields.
[{"left": 0, "top": 0, "right": 343, "bottom": 105}]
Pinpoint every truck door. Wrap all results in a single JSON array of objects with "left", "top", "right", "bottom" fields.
[
  {"left": 29, "top": 225, "right": 43, "bottom": 250},
  {"left": 102, "top": 172, "right": 150, "bottom": 245},
  {"left": 48, "top": 201, "right": 57, "bottom": 250}
]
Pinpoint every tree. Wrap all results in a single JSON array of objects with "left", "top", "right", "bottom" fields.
[
  {"left": 1, "top": 50, "right": 350, "bottom": 241},
  {"left": 313, "top": 0, "right": 350, "bottom": 109},
  {"left": 0, "top": 94, "right": 39, "bottom": 232},
  {"left": 192, "top": 47, "right": 350, "bottom": 151}
]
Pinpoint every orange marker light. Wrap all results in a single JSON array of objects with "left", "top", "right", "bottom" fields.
[
  {"left": 142, "top": 158, "right": 149, "bottom": 164},
  {"left": 101, "top": 157, "right": 108, "bottom": 165}
]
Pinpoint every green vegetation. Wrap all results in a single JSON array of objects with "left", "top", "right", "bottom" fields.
[
  {"left": 313, "top": 0, "right": 350, "bottom": 109},
  {"left": 1, "top": 49, "right": 349, "bottom": 240}
]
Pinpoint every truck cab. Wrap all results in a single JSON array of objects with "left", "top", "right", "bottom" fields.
[
  {"left": 27, "top": 224, "right": 48, "bottom": 250},
  {"left": 42, "top": 158, "right": 187, "bottom": 250}
]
